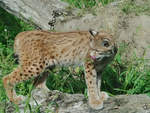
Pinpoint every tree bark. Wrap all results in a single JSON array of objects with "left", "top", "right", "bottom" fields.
[
  {"left": 0, "top": 0, "right": 69, "bottom": 30},
  {"left": 3, "top": 89, "right": 150, "bottom": 113},
  {"left": 0, "top": 0, "right": 121, "bottom": 32}
]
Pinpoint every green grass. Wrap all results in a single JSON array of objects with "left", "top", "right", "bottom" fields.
[
  {"left": 62, "top": 0, "right": 114, "bottom": 9},
  {"left": 102, "top": 43, "right": 150, "bottom": 95},
  {"left": 0, "top": 0, "right": 150, "bottom": 112},
  {"left": 121, "top": 0, "right": 150, "bottom": 15}
]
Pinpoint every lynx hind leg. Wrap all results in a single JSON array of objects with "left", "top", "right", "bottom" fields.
[
  {"left": 3, "top": 67, "right": 25, "bottom": 104},
  {"left": 33, "top": 71, "right": 49, "bottom": 91},
  {"left": 3, "top": 59, "right": 47, "bottom": 104},
  {"left": 84, "top": 62, "right": 108, "bottom": 110}
]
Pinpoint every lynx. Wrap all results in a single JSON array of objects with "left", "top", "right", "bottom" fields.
[{"left": 3, "top": 29, "right": 117, "bottom": 109}]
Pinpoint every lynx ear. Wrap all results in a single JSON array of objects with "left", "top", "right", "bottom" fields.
[{"left": 89, "top": 29, "right": 98, "bottom": 37}]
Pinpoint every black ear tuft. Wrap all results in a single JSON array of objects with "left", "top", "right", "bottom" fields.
[{"left": 89, "top": 29, "right": 98, "bottom": 37}]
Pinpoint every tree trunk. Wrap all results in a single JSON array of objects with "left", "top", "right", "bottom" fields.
[
  {"left": 3, "top": 89, "right": 150, "bottom": 113},
  {"left": 0, "top": 0, "right": 69, "bottom": 30}
]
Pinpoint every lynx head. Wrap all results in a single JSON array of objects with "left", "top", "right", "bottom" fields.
[{"left": 88, "top": 29, "right": 117, "bottom": 61}]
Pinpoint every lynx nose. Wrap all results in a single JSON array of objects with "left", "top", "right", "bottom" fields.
[{"left": 108, "top": 44, "right": 118, "bottom": 55}]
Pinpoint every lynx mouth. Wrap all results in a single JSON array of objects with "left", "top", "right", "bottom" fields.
[
  {"left": 90, "top": 46, "right": 117, "bottom": 61},
  {"left": 96, "top": 50, "right": 116, "bottom": 61},
  {"left": 96, "top": 54, "right": 112, "bottom": 61},
  {"left": 90, "top": 53, "right": 112, "bottom": 61}
]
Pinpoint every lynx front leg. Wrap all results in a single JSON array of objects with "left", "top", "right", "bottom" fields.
[
  {"left": 97, "top": 71, "right": 109, "bottom": 101},
  {"left": 84, "top": 62, "right": 108, "bottom": 110}
]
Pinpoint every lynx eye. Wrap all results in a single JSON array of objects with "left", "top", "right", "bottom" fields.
[{"left": 102, "top": 39, "right": 110, "bottom": 47}]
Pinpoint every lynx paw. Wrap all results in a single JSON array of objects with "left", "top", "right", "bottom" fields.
[
  {"left": 101, "top": 91, "right": 109, "bottom": 100},
  {"left": 11, "top": 95, "right": 25, "bottom": 104},
  {"left": 36, "top": 83, "right": 49, "bottom": 91},
  {"left": 88, "top": 92, "right": 109, "bottom": 110},
  {"left": 89, "top": 100, "right": 104, "bottom": 110}
]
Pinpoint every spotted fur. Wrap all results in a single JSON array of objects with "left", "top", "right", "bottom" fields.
[{"left": 3, "top": 29, "right": 117, "bottom": 109}]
